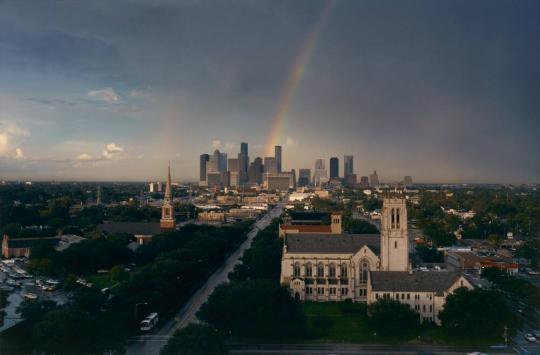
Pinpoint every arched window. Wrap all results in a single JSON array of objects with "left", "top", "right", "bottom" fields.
[
  {"left": 359, "top": 260, "right": 369, "bottom": 284},
  {"left": 317, "top": 262, "right": 324, "bottom": 277},
  {"left": 340, "top": 263, "right": 348, "bottom": 278},
  {"left": 391, "top": 208, "right": 395, "bottom": 228},
  {"left": 396, "top": 209, "right": 400, "bottom": 228},
  {"left": 394, "top": 241, "right": 397, "bottom": 249},
  {"left": 305, "top": 262, "right": 312, "bottom": 277},
  {"left": 293, "top": 262, "right": 300, "bottom": 278},
  {"left": 329, "top": 263, "right": 336, "bottom": 278}
]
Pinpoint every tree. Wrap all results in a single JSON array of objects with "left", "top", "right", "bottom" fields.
[
  {"left": 515, "top": 239, "right": 540, "bottom": 267},
  {"left": 161, "top": 324, "right": 227, "bottom": 355},
  {"left": 415, "top": 245, "right": 444, "bottom": 263},
  {"left": 344, "top": 219, "right": 379, "bottom": 234},
  {"left": 198, "top": 280, "right": 306, "bottom": 339},
  {"left": 367, "top": 299, "right": 420, "bottom": 338},
  {"left": 439, "top": 287, "right": 520, "bottom": 340}
]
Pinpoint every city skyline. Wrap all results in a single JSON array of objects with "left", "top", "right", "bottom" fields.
[{"left": 1, "top": 1, "right": 539, "bottom": 183}]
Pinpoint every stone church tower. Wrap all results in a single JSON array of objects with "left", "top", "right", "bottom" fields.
[
  {"left": 380, "top": 196, "right": 409, "bottom": 271},
  {"left": 160, "top": 163, "right": 176, "bottom": 232}
]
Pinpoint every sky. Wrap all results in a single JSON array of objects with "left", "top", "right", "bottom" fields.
[{"left": 0, "top": 0, "right": 539, "bottom": 183}]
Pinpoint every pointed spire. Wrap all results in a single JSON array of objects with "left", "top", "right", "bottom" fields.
[{"left": 165, "top": 161, "right": 172, "bottom": 203}]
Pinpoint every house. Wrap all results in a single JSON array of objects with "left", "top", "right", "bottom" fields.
[{"left": 2, "top": 235, "right": 60, "bottom": 258}]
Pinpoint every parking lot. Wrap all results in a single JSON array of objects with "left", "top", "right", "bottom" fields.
[{"left": 0, "top": 258, "right": 68, "bottom": 332}]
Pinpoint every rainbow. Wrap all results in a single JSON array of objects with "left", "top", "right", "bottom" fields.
[{"left": 265, "top": 0, "right": 337, "bottom": 156}]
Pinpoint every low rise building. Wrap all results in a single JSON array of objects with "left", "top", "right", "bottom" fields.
[
  {"left": 198, "top": 211, "right": 226, "bottom": 222},
  {"left": 2, "top": 235, "right": 60, "bottom": 258}
]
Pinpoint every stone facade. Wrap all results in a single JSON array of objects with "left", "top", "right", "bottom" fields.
[{"left": 280, "top": 196, "right": 474, "bottom": 324}]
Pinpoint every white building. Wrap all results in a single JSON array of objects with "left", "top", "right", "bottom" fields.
[{"left": 280, "top": 196, "right": 473, "bottom": 324}]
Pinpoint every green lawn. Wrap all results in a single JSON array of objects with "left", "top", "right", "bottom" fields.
[
  {"left": 302, "top": 302, "right": 373, "bottom": 342},
  {"left": 86, "top": 274, "right": 118, "bottom": 290}
]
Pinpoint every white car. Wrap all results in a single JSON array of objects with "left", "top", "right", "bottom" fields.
[
  {"left": 533, "top": 330, "right": 540, "bottom": 338},
  {"left": 524, "top": 333, "right": 537, "bottom": 342},
  {"left": 23, "top": 293, "right": 38, "bottom": 300}
]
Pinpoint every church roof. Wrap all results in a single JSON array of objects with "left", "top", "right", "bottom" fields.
[
  {"left": 370, "top": 271, "right": 462, "bottom": 293},
  {"left": 281, "top": 224, "right": 332, "bottom": 233},
  {"left": 285, "top": 233, "right": 380, "bottom": 254},
  {"left": 97, "top": 222, "right": 161, "bottom": 236}
]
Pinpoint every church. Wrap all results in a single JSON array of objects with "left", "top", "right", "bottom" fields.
[{"left": 280, "top": 196, "right": 473, "bottom": 324}]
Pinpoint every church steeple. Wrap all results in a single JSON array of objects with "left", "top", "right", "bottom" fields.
[{"left": 160, "top": 162, "right": 176, "bottom": 232}]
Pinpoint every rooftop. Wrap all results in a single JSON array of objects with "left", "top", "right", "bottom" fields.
[
  {"left": 370, "top": 271, "right": 462, "bottom": 293},
  {"left": 97, "top": 222, "right": 162, "bottom": 236},
  {"left": 285, "top": 233, "right": 380, "bottom": 254}
]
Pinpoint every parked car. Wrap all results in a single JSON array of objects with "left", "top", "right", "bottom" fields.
[
  {"left": 533, "top": 330, "right": 540, "bottom": 338},
  {"left": 23, "top": 293, "right": 38, "bottom": 300},
  {"left": 524, "top": 333, "right": 537, "bottom": 342}
]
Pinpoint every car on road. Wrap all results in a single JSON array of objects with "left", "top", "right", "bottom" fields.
[
  {"left": 23, "top": 292, "right": 38, "bottom": 300},
  {"left": 533, "top": 330, "right": 540, "bottom": 338},
  {"left": 524, "top": 333, "right": 537, "bottom": 342}
]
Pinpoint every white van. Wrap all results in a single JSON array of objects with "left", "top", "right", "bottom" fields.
[{"left": 139, "top": 312, "right": 159, "bottom": 332}]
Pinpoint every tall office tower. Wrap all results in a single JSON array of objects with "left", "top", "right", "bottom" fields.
[
  {"left": 264, "top": 157, "right": 278, "bottom": 174},
  {"left": 227, "top": 158, "right": 239, "bottom": 172},
  {"left": 344, "top": 155, "right": 353, "bottom": 178},
  {"left": 403, "top": 176, "right": 413, "bottom": 186},
  {"left": 248, "top": 157, "right": 264, "bottom": 184},
  {"left": 370, "top": 170, "right": 380, "bottom": 187},
  {"left": 160, "top": 163, "right": 176, "bottom": 232},
  {"left": 330, "top": 157, "right": 339, "bottom": 179},
  {"left": 274, "top": 145, "right": 282, "bottom": 173},
  {"left": 208, "top": 150, "right": 220, "bottom": 173},
  {"left": 313, "top": 159, "right": 328, "bottom": 187},
  {"left": 298, "top": 169, "right": 311, "bottom": 187},
  {"left": 156, "top": 182, "right": 163, "bottom": 192},
  {"left": 219, "top": 152, "right": 228, "bottom": 172},
  {"left": 149, "top": 182, "right": 155, "bottom": 193},
  {"left": 199, "top": 154, "right": 209, "bottom": 182},
  {"left": 239, "top": 142, "right": 249, "bottom": 182}
]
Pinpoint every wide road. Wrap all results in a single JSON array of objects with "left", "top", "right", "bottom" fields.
[
  {"left": 229, "top": 343, "right": 516, "bottom": 354},
  {"left": 126, "top": 204, "right": 284, "bottom": 355}
]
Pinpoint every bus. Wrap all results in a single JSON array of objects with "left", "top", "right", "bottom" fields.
[{"left": 139, "top": 312, "right": 159, "bottom": 332}]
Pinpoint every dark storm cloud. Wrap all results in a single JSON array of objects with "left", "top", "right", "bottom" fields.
[{"left": 0, "top": 0, "right": 538, "bottom": 182}]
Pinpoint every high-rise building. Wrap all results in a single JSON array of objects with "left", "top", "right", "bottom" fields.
[
  {"left": 370, "top": 170, "right": 380, "bottom": 187},
  {"left": 264, "top": 157, "right": 278, "bottom": 174},
  {"left": 160, "top": 164, "right": 176, "bottom": 232},
  {"left": 313, "top": 159, "right": 328, "bottom": 187},
  {"left": 344, "top": 155, "right": 353, "bottom": 178},
  {"left": 208, "top": 150, "right": 220, "bottom": 173},
  {"left": 330, "top": 157, "right": 339, "bottom": 179},
  {"left": 248, "top": 157, "right": 263, "bottom": 184},
  {"left": 96, "top": 185, "right": 102, "bottom": 205},
  {"left": 298, "top": 169, "right": 311, "bottom": 187},
  {"left": 227, "top": 158, "right": 239, "bottom": 172},
  {"left": 219, "top": 152, "right": 227, "bottom": 172},
  {"left": 360, "top": 176, "right": 369, "bottom": 188},
  {"left": 275, "top": 145, "right": 282, "bottom": 173},
  {"left": 199, "top": 154, "right": 209, "bottom": 182},
  {"left": 239, "top": 142, "right": 249, "bottom": 182}
]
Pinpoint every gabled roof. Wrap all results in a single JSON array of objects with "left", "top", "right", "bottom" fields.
[
  {"left": 285, "top": 233, "right": 380, "bottom": 254},
  {"left": 4, "top": 236, "right": 60, "bottom": 249},
  {"left": 370, "top": 271, "right": 462, "bottom": 293},
  {"left": 281, "top": 224, "right": 332, "bottom": 233},
  {"left": 97, "top": 222, "right": 161, "bottom": 236}
]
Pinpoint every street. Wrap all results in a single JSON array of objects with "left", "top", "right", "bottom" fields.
[
  {"left": 126, "top": 204, "right": 284, "bottom": 355},
  {"left": 228, "top": 343, "right": 516, "bottom": 354}
]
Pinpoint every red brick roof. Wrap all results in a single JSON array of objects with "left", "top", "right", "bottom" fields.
[{"left": 280, "top": 224, "right": 332, "bottom": 233}]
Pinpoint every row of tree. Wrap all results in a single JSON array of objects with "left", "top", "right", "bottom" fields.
[{"left": 4, "top": 222, "right": 250, "bottom": 354}]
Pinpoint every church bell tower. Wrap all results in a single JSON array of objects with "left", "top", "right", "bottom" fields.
[
  {"left": 160, "top": 163, "right": 176, "bottom": 232},
  {"left": 380, "top": 196, "right": 409, "bottom": 271}
]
